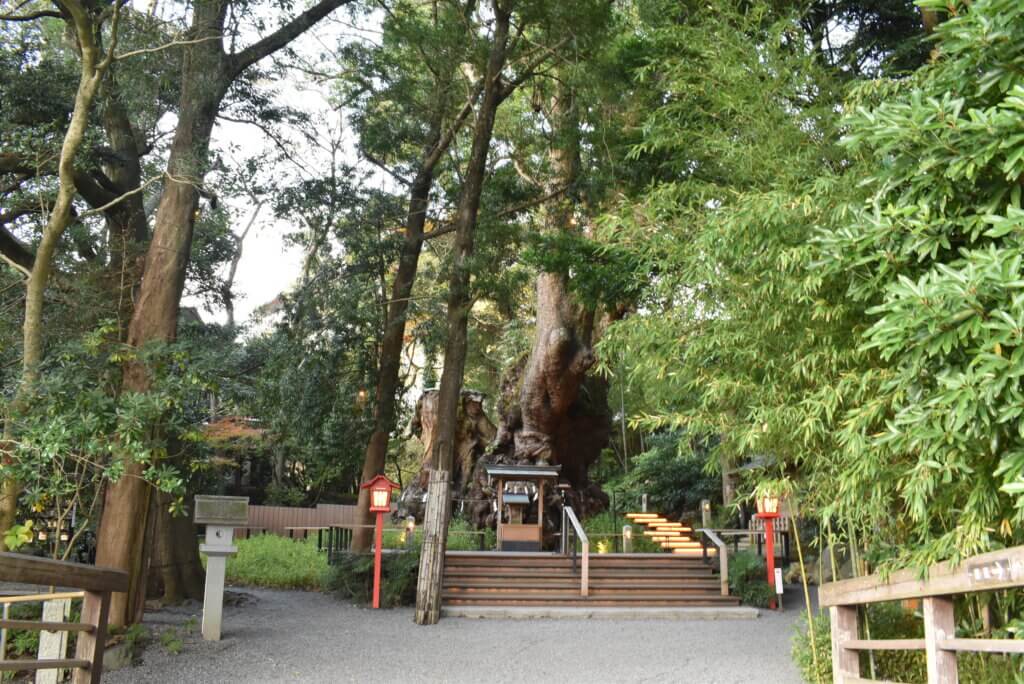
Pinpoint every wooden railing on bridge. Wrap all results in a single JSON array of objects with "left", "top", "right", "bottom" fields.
[
  {"left": 0, "top": 552, "right": 127, "bottom": 684},
  {"left": 819, "top": 545, "right": 1024, "bottom": 684}
]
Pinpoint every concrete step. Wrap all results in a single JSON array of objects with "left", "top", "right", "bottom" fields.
[
  {"left": 441, "top": 592, "right": 742, "bottom": 607},
  {"left": 442, "top": 605, "right": 759, "bottom": 620}
]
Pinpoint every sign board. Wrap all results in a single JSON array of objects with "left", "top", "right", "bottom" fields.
[
  {"left": 967, "top": 557, "right": 1024, "bottom": 587},
  {"left": 194, "top": 495, "right": 249, "bottom": 526},
  {"left": 775, "top": 567, "right": 784, "bottom": 595}
]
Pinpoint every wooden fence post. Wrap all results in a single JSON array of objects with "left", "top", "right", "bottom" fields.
[
  {"left": 414, "top": 469, "right": 451, "bottom": 625},
  {"left": 72, "top": 591, "right": 110, "bottom": 684},
  {"left": 924, "top": 596, "right": 957, "bottom": 684},
  {"left": 829, "top": 605, "right": 860, "bottom": 684}
]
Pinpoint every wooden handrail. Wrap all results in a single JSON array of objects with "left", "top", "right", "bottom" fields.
[
  {"left": 561, "top": 506, "right": 589, "bottom": 597},
  {"left": 0, "top": 553, "right": 128, "bottom": 684},
  {"left": 696, "top": 529, "right": 730, "bottom": 597},
  {"left": 0, "top": 591, "right": 84, "bottom": 604},
  {"left": 820, "top": 544, "right": 1024, "bottom": 683},
  {"left": 0, "top": 553, "right": 126, "bottom": 594}
]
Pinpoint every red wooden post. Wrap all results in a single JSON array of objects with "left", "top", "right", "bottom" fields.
[
  {"left": 361, "top": 474, "right": 399, "bottom": 611},
  {"left": 764, "top": 517, "right": 776, "bottom": 610},
  {"left": 373, "top": 510, "right": 384, "bottom": 609}
]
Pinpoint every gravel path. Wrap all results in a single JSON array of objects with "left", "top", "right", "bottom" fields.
[{"left": 105, "top": 587, "right": 808, "bottom": 684}]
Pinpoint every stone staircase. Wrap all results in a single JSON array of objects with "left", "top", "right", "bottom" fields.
[
  {"left": 441, "top": 552, "right": 738, "bottom": 607},
  {"left": 625, "top": 512, "right": 705, "bottom": 556}
]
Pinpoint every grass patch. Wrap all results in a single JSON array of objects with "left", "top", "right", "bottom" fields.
[{"left": 223, "top": 535, "right": 327, "bottom": 590}]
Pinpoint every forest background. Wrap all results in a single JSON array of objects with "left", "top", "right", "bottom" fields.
[{"left": 2, "top": 0, "right": 1024, "bottom": 653}]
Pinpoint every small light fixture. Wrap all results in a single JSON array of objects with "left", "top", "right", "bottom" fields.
[
  {"left": 362, "top": 474, "right": 400, "bottom": 513},
  {"left": 623, "top": 526, "right": 632, "bottom": 540},
  {"left": 405, "top": 517, "right": 416, "bottom": 534},
  {"left": 59, "top": 531, "right": 69, "bottom": 542},
  {"left": 756, "top": 494, "right": 781, "bottom": 516},
  {"left": 37, "top": 530, "right": 47, "bottom": 542}
]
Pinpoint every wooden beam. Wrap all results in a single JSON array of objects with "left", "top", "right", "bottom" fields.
[
  {"left": 939, "top": 638, "right": 1024, "bottom": 654},
  {"left": 820, "top": 545, "right": 1024, "bottom": 607},
  {"left": 844, "top": 639, "right": 925, "bottom": 651},
  {"left": 830, "top": 605, "right": 860, "bottom": 683},
  {"left": 0, "top": 659, "right": 89, "bottom": 672},
  {"left": 0, "top": 619, "right": 94, "bottom": 632},
  {"left": 924, "top": 596, "right": 957, "bottom": 684},
  {"left": 72, "top": 591, "right": 110, "bottom": 684},
  {"left": 0, "top": 553, "right": 127, "bottom": 594}
]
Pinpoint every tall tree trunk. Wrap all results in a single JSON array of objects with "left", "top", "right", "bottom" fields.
[
  {"left": 0, "top": 1, "right": 119, "bottom": 548},
  {"left": 415, "top": 0, "right": 512, "bottom": 626},
  {"left": 352, "top": 60, "right": 486, "bottom": 551},
  {"left": 495, "top": 72, "right": 611, "bottom": 519},
  {"left": 95, "top": 0, "right": 230, "bottom": 627},
  {"left": 94, "top": 0, "right": 356, "bottom": 626}
]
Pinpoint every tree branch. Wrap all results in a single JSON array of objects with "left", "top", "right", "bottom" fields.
[
  {"left": 0, "top": 224, "right": 34, "bottom": 275},
  {"left": 228, "top": 0, "right": 357, "bottom": 78}
]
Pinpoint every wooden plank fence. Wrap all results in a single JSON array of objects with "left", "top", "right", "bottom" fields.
[
  {"left": 236, "top": 504, "right": 387, "bottom": 537},
  {"left": 819, "top": 545, "right": 1024, "bottom": 684}
]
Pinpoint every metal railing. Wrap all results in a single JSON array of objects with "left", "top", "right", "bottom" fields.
[
  {"left": 820, "top": 544, "right": 1024, "bottom": 683},
  {"left": 560, "top": 506, "right": 589, "bottom": 597},
  {"left": 0, "top": 552, "right": 127, "bottom": 684},
  {"left": 696, "top": 529, "right": 730, "bottom": 597}
]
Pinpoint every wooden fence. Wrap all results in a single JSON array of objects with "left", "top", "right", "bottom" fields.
[
  {"left": 0, "top": 552, "right": 127, "bottom": 684},
  {"left": 235, "top": 503, "right": 368, "bottom": 537},
  {"left": 819, "top": 545, "right": 1024, "bottom": 684}
]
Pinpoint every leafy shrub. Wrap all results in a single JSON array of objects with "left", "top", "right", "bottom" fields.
[
  {"left": 792, "top": 605, "right": 1023, "bottom": 683},
  {"left": 603, "top": 432, "right": 720, "bottom": 516},
  {"left": 728, "top": 551, "right": 775, "bottom": 607},
  {"left": 222, "top": 535, "right": 326, "bottom": 590},
  {"left": 324, "top": 550, "right": 420, "bottom": 607}
]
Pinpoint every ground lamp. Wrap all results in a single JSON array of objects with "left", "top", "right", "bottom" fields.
[
  {"left": 754, "top": 492, "right": 782, "bottom": 610},
  {"left": 361, "top": 474, "right": 400, "bottom": 609}
]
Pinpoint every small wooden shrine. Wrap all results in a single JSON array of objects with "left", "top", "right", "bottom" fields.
[{"left": 482, "top": 463, "right": 561, "bottom": 551}]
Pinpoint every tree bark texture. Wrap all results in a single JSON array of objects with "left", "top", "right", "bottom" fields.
[
  {"left": 415, "top": 0, "right": 512, "bottom": 625},
  {"left": 1, "top": 0, "right": 120, "bottom": 548},
  {"left": 95, "top": 0, "right": 230, "bottom": 627},
  {"left": 96, "top": 0, "right": 357, "bottom": 626},
  {"left": 489, "top": 78, "right": 611, "bottom": 524},
  {"left": 395, "top": 389, "right": 496, "bottom": 522}
]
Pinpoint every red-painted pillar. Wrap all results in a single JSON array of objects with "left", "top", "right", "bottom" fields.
[
  {"left": 372, "top": 511, "right": 384, "bottom": 609},
  {"left": 764, "top": 517, "right": 776, "bottom": 610}
]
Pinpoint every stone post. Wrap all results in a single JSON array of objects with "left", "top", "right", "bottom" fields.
[{"left": 194, "top": 495, "right": 248, "bottom": 641}]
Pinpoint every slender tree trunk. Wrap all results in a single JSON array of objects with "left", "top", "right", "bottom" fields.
[
  {"left": 352, "top": 137, "right": 438, "bottom": 551},
  {"left": 415, "top": 0, "right": 512, "bottom": 625},
  {"left": 0, "top": 1, "right": 118, "bottom": 547}
]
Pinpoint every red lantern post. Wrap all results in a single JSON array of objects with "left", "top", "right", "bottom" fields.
[
  {"left": 361, "top": 474, "right": 400, "bottom": 609},
  {"left": 755, "top": 493, "right": 781, "bottom": 610}
]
